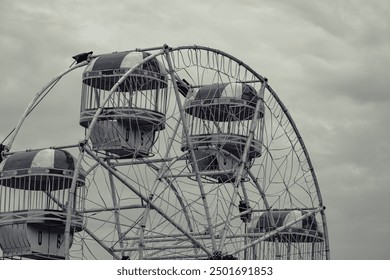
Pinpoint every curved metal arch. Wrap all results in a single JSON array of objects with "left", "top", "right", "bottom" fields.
[
  {"left": 4, "top": 61, "right": 90, "bottom": 153},
  {"left": 265, "top": 85, "right": 330, "bottom": 259}
]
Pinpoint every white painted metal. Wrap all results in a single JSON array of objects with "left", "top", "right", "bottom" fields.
[{"left": 1, "top": 45, "right": 329, "bottom": 260}]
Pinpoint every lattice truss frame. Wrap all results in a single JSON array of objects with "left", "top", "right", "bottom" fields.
[{"left": 0, "top": 45, "right": 329, "bottom": 260}]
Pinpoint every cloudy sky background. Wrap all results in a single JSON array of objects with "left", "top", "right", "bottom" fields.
[{"left": 0, "top": 0, "right": 389, "bottom": 259}]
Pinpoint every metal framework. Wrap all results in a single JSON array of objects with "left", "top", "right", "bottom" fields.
[{"left": 0, "top": 45, "right": 329, "bottom": 260}]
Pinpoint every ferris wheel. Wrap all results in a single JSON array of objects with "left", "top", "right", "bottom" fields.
[{"left": 0, "top": 45, "right": 329, "bottom": 260}]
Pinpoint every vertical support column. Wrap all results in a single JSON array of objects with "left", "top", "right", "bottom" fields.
[
  {"left": 137, "top": 119, "right": 184, "bottom": 259},
  {"left": 217, "top": 79, "right": 268, "bottom": 253},
  {"left": 64, "top": 141, "right": 86, "bottom": 260},
  {"left": 163, "top": 45, "right": 217, "bottom": 254},
  {"left": 107, "top": 158, "right": 125, "bottom": 258}
]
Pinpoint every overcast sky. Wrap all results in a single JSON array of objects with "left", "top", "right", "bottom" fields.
[{"left": 0, "top": 0, "right": 389, "bottom": 260}]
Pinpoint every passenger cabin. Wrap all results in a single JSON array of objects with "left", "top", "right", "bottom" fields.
[
  {"left": 80, "top": 51, "right": 168, "bottom": 158},
  {"left": 182, "top": 82, "right": 264, "bottom": 182},
  {"left": 0, "top": 149, "right": 85, "bottom": 259},
  {"left": 249, "top": 210, "right": 323, "bottom": 243}
]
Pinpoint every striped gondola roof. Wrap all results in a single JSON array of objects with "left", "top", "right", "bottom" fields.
[
  {"left": 0, "top": 149, "right": 85, "bottom": 181},
  {"left": 184, "top": 82, "right": 261, "bottom": 121},
  {"left": 83, "top": 51, "right": 168, "bottom": 91},
  {"left": 190, "top": 82, "right": 258, "bottom": 102}
]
